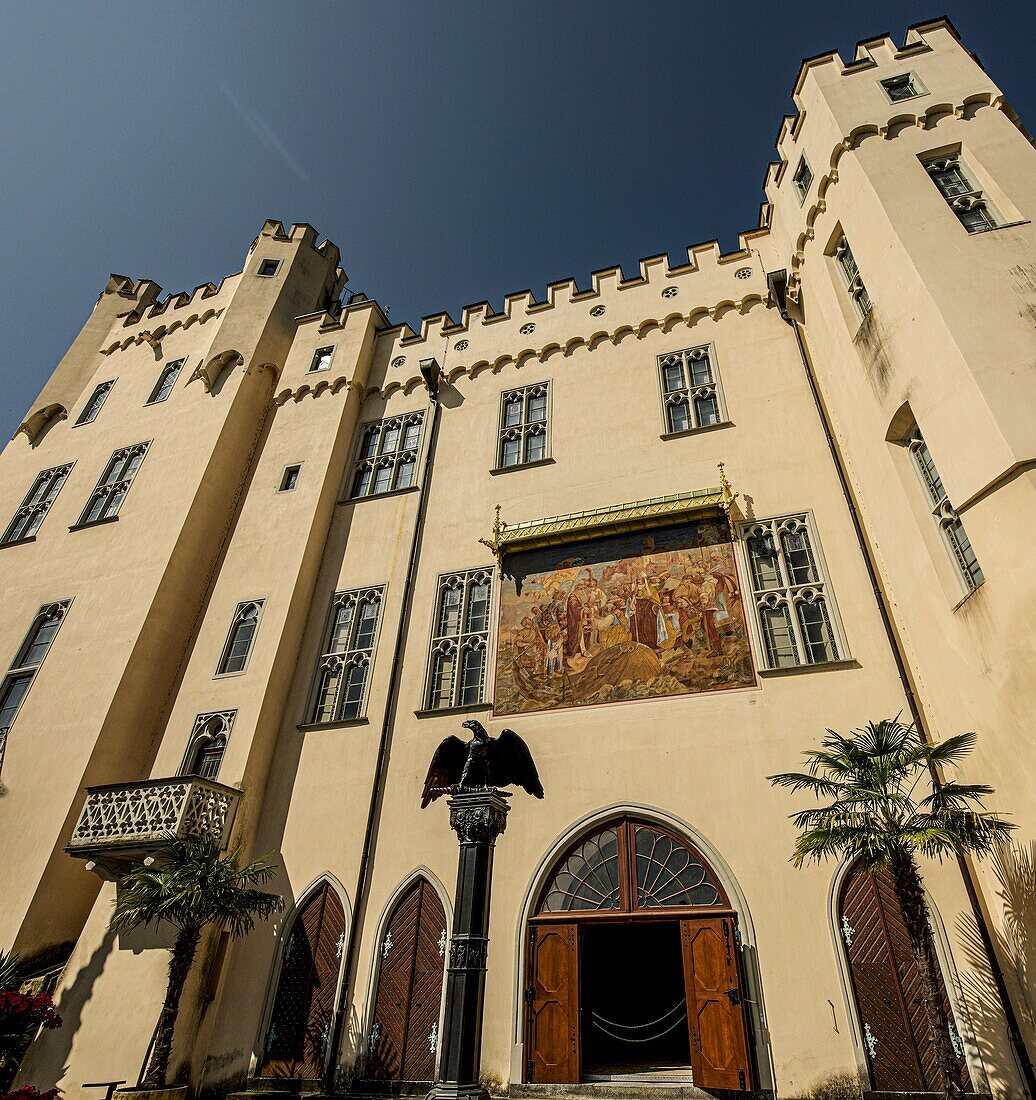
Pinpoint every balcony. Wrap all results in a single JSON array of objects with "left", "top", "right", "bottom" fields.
[{"left": 66, "top": 776, "right": 241, "bottom": 871}]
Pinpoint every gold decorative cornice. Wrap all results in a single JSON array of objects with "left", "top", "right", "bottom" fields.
[{"left": 479, "top": 466, "right": 736, "bottom": 563}]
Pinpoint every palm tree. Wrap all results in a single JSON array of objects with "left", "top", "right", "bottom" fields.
[
  {"left": 769, "top": 718, "right": 1012, "bottom": 1099},
  {"left": 110, "top": 836, "right": 283, "bottom": 1090}
]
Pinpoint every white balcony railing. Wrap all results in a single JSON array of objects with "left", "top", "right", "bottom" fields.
[{"left": 67, "top": 776, "right": 240, "bottom": 856}]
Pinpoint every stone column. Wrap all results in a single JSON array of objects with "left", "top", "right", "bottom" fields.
[{"left": 427, "top": 789, "right": 511, "bottom": 1100}]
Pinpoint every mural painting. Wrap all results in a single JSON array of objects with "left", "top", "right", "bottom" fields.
[{"left": 494, "top": 518, "right": 755, "bottom": 715}]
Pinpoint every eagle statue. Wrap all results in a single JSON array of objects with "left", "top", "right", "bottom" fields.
[{"left": 421, "top": 719, "right": 544, "bottom": 808}]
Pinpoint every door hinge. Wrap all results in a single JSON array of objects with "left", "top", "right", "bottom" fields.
[
  {"left": 725, "top": 986, "right": 742, "bottom": 1006},
  {"left": 738, "top": 1068, "right": 747, "bottom": 1091},
  {"left": 525, "top": 985, "right": 535, "bottom": 1005},
  {"left": 526, "top": 1057, "right": 535, "bottom": 1082}
]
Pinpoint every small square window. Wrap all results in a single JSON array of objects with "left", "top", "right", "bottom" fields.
[
  {"left": 792, "top": 157, "right": 813, "bottom": 203},
  {"left": 880, "top": 73, "right": 924, "bottom": 102},
  {"left": 279, "top": 465, "right": 301, "bottom": 492},
  {"left": 257, "top": 259, "right": 281, "bottom": 277},
  {"left": 309, "top": 346, "right": 335, "bottom": 373}
]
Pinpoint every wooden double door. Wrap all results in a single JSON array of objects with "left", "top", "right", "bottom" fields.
[
  {"left": 840, "top": 863, "right": 972, "bottom": 1093},
  {"left": 260, "top": 882, "right": 347, "bottom": 1080},
  {"left": 525, "top": 916, "right": 752, "bottom": 1090},
  {"left": 367, "top": 877, "right": 448, "bottom": 1082}
]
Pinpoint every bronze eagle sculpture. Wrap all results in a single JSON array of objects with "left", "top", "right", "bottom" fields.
[{"left": 421, "top": 719, "right": 544, "bottom": 808}]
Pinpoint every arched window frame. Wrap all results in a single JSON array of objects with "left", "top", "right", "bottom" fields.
[
  {"left": 215, "top": 599, "right": 265, "bottom": 677},
  {"left": 179, "top": 710, "right": 236, "bottom": 781},
  {"left": 146, "top": 359, "right": 186, "bottom": 405}
]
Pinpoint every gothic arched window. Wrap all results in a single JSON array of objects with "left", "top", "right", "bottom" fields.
[
  {"left": 216, "top": 601, "right": 264, "bottom": 676},
  {"left": 180, "top": 711, "right": 235, "bottom": 781}
]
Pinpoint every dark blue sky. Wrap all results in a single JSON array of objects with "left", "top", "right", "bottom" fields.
[{"left": 1, "top": 3, "right": 1032, "bottom": 441}]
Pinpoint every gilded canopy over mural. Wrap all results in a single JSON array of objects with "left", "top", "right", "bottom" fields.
[{"left": 494, "top": 518, "right": 755, "bottom": 715}]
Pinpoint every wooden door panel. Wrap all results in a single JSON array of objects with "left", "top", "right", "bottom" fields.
[
  {"left": 681, "top": 917, "right": 751, "bottom": 1092},
  {"left": 526, "top": 923, "right": 579, "bottom": 1083}
]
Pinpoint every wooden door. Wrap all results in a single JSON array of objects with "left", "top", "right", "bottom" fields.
[
  {"left": 368, "top": 878, "right": 448, "bottom": 1081},
  {"left": 840, "top": 864, "right": 971, "bottom": 1092},
  {"left": 260, "top": 883, "right": 347, "bottom": 1079},
  {"left": 525, "top": 923, "right": 579, "bottom": 1083},
  {"left": 681, "top": 917, "right": 751, "bottom": 1092}
]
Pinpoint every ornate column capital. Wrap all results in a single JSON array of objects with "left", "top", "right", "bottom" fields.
[{"left": 447, "top": 789, "right": 511, "bottom": 845}]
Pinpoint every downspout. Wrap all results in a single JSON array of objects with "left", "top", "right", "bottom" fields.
[
  {"left": 323, "top": 355, "right": 446, "bottom": 1092},
  {"left": 767, "top": 269, "right": 1036, "bottom": 1099}
]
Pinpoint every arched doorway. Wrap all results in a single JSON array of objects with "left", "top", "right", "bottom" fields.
[
  {"left": 367, "top": 876, "right": 448, "bottom": 1082},
  {"left": 259, "top": 881, "right": 347, "bottom": 1080},
  {"left": 838, "top": 861, "right": 972, "bottom": 1093},
  {"left": 525, "top": 817, "right": 753, "bottom": 1091}
]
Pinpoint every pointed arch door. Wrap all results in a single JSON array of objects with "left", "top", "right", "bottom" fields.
[
  {"left": 260, "top": 882, "right": 347, "bottom": 1080},
  {"left": 368, "top": 877, "right": 448, "bottom": 1082},
  {"left": 839, "top": 862, "right": 972, "bottom": 1092}
]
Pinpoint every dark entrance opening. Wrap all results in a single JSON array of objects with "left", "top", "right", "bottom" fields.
[{"left": 581, "top": 921, "right": 690, "bottom": 1078}]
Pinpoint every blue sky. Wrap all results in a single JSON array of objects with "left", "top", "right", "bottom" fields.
[{"left": 1, "top": 2, "right": 1032, "bottom": 441}]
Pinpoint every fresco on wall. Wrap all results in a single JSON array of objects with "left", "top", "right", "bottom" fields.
[{"left": 494, "top": 518, "right": 755, "bottom": 715}]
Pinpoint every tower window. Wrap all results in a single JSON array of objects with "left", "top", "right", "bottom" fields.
[
  {"left": 257, "top": 259, "right": 281, "bottom": 277},
  {"left": 880, "top": 73, "right": 924, "bottom": 102},
  {"left": 741, "top": 515, "right": 845, "bottom": 671},
  {"left": 425, "top": 570, "right": 492, "bottom": 710},
  {"left": 279, "top": 464, "right": 302, "bottom": 492},
  {"left": 2, "top": 463, "right": 74, "bottom": 546},
  {"left": 922, "top": 153, "right": 999, "bottom": 233},
  {"left": 76, "top": 442, "right": 150, "bottom": 526},
  {"left": 215, "top": 601, "right": 264, "bottom": 676},
  {"left": 308, "top": 586, "right": 385, "bottom": 723},
  {"left": 309, "top": 346, "right": 335, "bottom": 373},
  {"left": 75, "top": 380, "right": 115, "bottom": 426},
  {"left": 905, "top": 424, "right": 984, "bottom": 591},
  {"left": 496, "top": 382, "right": 551, "bottom": 469},
  {"left": 146, "top": 359, "right": 185, "bottom": 405},
  {"left": 833, "top": 235, "right": 872, "bottom": 320},
  {"left": 0, "top": 601, "right": 70, "bottom": 773},
  {"left": 657, "top": 345, "right": 727, "bottom": 435},
  {"left": 350, "top": 413, "right": 425, "bottom": 498},
  {"left": 792, "top": 157, "right": 813, "bottom": 203}
]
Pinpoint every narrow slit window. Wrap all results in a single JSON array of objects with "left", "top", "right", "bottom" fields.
[
  {"left": 742, "top": 515, "right": 844, "bottom": 670},
  {"left": 77, "top": 442, "right": 149, "bottom": 526},
  {"left": 496, "top": 382, "right": 550, "bottom": 468},
  {"left": 905, "top": 424, "right": 984, "bottom": 591},
  {"left": 308, "top": 586, "right": 384, "bottom": 723},
  {"left": 216, "top": 601, "right": 264, "bottom": 676},
  {"left": 2, "top": 463, "right": 73, "bottom": 545},
  {"left": 0, "top": 601, "right": 70, "bottom": 772},
  {"left": 146, "top": 359, "right": 185, "bottom": 405},
  {"left": 75, "top": 380, "right": 115, "bottom": 426},
  {"left": 425, "top": 570, "right": 493, "bottom": 710},
  {"left": 657, "top": 345, "right": 726, "bottom": 435}
]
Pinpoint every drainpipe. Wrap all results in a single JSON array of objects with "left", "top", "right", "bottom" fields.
[
  {"left": 323, "top": 355, "right": 446, "bottom": 1093},
  {"left": 767, "top": 269, "right": 1036, "bottom": 1100}
]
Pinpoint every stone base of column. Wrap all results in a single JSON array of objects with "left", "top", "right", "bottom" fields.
[{"left": 424, "top": 1083, "right": 491, "bottom": 1100}]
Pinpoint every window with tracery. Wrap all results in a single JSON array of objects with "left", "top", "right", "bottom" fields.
[
  {"left": 309, "top": 586, "right": 384, "bottom": 723},
  {"left": 180, "top": 711, "right": 235, "bottom": 781},
  {"left": 742, "top": 513, "right": 844, "bottom": 670},
  {"left": 2, "top": 463, "right": 74, "bottom": 545},
  {"left": 497, "top": 382, "right": 550, "bottom": 468},
  {"left": 77, "top": 442, "right": 150, "bottom": 526},
  {"left": 905, "top": 424, "right": 983, "bottom": 591},
  {"left": 147, "top": 359, "right": 185, "bottom": 404},
  {"left": 922, "top": 153, "right": 999, "bottom": 233},
  {"left": 536, "top": 818, "right": 725, "bottom": 914},
  {"left": 425, "top": 569, "right": 492, "bottom": 710},
  {"left": 657, "top": 345, "right": 726, "bottom": 435},
  {"left": 350, "top": 413, "right": 425, "bottom": 498},
  {"left": 0, "top": 601, "right": 70, "bottom": 773},
  {"left": 75, "top": 380, "right": 115, "bottom": 426},
  {"left": 216, "top": 600, "right": 264, "bottom": 676}
]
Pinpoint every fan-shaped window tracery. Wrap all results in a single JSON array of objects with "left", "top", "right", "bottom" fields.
[{"left": 536, "top": 818, "right": 726, "bottom": 915}]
